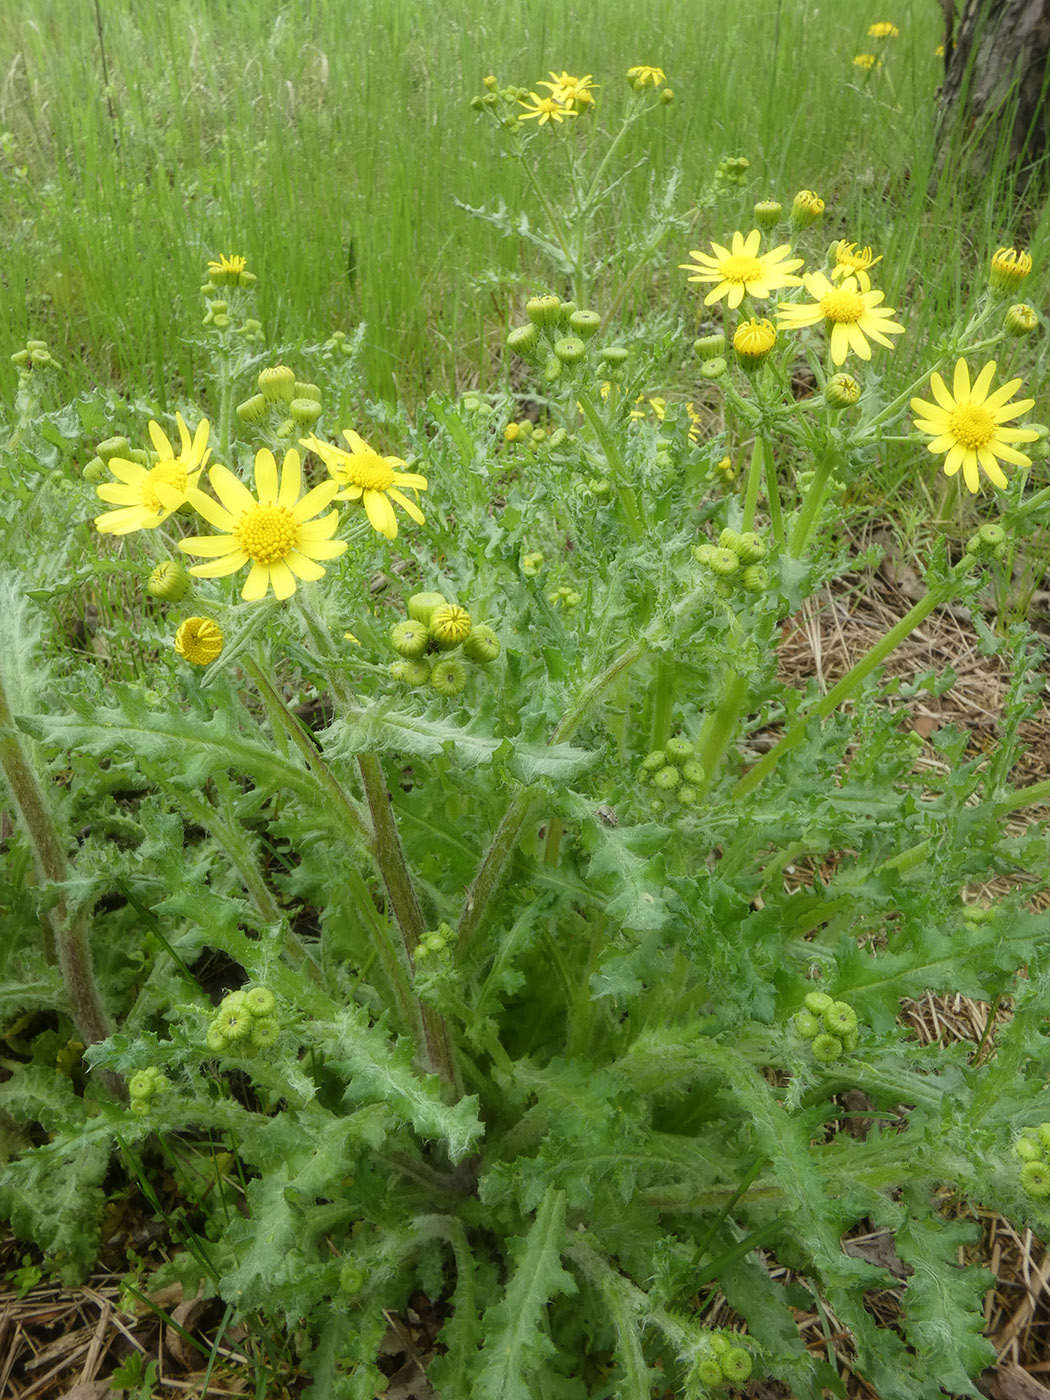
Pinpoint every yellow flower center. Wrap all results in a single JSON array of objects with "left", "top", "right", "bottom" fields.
[
  {"left": 342, "top": 450, "right": 395, "bottom": 491},
  {"left": 820, "top": 289, "right": 866, "bottom": 323},
  {"left": 235, "top": 504, "right": 300, "bottom": 564},
  {"left": 948, "top": 402, "right": 995, "bottom": 449},
  {"left": 720, "top": 255, "right": 765, "bottom": 284},
  {"left": 141, "top": 461, "right": 188, "bottom": 512}
]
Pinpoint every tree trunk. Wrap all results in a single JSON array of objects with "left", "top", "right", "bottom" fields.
[{"left": 937, "top": 0, "right": 1050, "bottom": 172}]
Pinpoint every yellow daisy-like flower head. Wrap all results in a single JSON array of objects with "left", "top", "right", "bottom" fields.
[
  {"left": 179, "top": 448, "right": 346, "bottom": 601},
  {"left": 537, "top": 71, "right": 598, "bottom": 108},
  {"left": 680, "top": 229, "right": 804, "bottom": 309},
  {"left": 301, "top": 429, "right": 428, "bottom": 541},
  {"left": 832, "top": 240, "right": 882, "bottom": 291},
  {"left": 626, "top": 64, "right": 666, "bottom": 89},
  {"left": 989, "top": 246, "right": 1033, "bottom": 293},
  {"left": 517, "top": 92, "right": 576, "bottom": 125},
  {"left": 95, "top": 414, "right": 210, "bottom": 536},
  {"left": 868, "top": 21, "right": 900, "bottom": 37},
  {"left": 733, "top": 317, "right": 778, "bottom": 367},
  {"left": 911, "top": 359, "right": 1039, "bottom": 494},
  {"left": 207, "top": 253, "right": 248, "bottom": 286},
  {"left": 853, "top": 53, "right": 880, "bottom": 69},
  {"left": 776, "top": 271, "right": 905, "bottom": 365},
  {"left": 174, "top": 616, "right": 224, "bottom": 666}
]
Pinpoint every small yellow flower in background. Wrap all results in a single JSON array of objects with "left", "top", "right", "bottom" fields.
[
  {"left": 832, "top": 240, "right": 882, "bottom": 290},
  {"left": 935, "top": 43, "right": 945, "bottom": 57},
  {"left": 681, "top": 229, "right": 803, "bottom": 309},
  {"left": 790, "top": 190, "right": 825, "bottom": 228},
  {"left": 174, "top": 616, "right": 224, "bottom": 666},
  {"left": 301, "top": 429, "right": 428, "bottom": 540},
  {"left": 207, "top": 253, "right": 248, "bottom": 284},
  {"left": 626, "top": 64, "right": 666, "bottom": 89},
  {"left": 733, "top": 317, "right": 778, "bottom": 367},
  {"left": 868, "top": 21, "right": 900, "bottom": 37},
  {"left": 95, "top": 414, "right": 210, "bottom": 536},
  {"left": 517, "top": 91, "right": 576, "bottom": 125},
  {"left": 179, "top": 448, "right": 346, "bottom": 601},
  {"left": 538, "top": 71, "right": 599, "bottom": 108},
  {"left": 989, "top": 246, "right": 1033, "bottom": 293},
  {"left": 630, "top": 396, "right": 667, "bottom": 422},
  {"left": 911, "top": 359, "right": 1039, "bottom": 493},
  {"left": 715, "top": 455, "right": 736, "bottom": 482},
  {"left": 853, "top": 53, "right": 881, "bottom": 69},
  {"left": 777, "top": 271, "right": 904, "bottom": 365},
  {"left": 686, "top": 402, "right": 703, "bottom": 443}
]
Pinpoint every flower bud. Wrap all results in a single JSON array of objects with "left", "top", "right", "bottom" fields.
[
  {"left": 174, "top": 616, "right": 223, "bottom": 666},
  {"left": 681, "top": 759, "right": 705, "bottom": 785},
  {"left": 718, "top": 527, "right": 743, "bottom": 554},
  {"left": 10, "top": 349, "right": 28, "bottom": 366},
  {"left": 742, "top": 564, "right": 769, "bottom": 593},
  {"left": 692, "top": 543, "right": 719, "bottom": 566},
  {"left": 1005, "top": 302, "right": 1038, "bottom": 336},
  {"left": 794, "top": 1009, "right": 821, "bottom": 1039},
  {"left": 407, "top": 591, "right": 447, "bottom": 625},
  {"left": 979, "top": 522, "right": 1006, "bottom": 547},
  {"left": 430, "top": 656, "right": 468, "bottom": 696},
  {"left": 600, "top": 346, "right": 629, "bottom": 366},
  {"left": 825, "top": 373, "right": 861, "bottom": 409},
  {"left": 557, "top": 300, "right": 578, "bottom": 325},
  {"left": 212, "top": 313, "right": 231, "bottom": 329},
  {"left": 250, "top": 1017, "right": 280, "bottom": 1049},
  {"left": 391, "top": 618, "right": 430, "bottom": 658},
  {"left": 665, "top": 736, "right": 694, "bottom": 761},
  {"left": 652, "top": 764, "right": 682, "bottom": 790},
  {"left": 822, "top": 1001, "right": 857, "bottom": 1038},
  {"left": 677, "top": 785, "right": 697, "bottom": 805},
  {"left": 694, "top": 333, "right": 725, "bottom": 361},
  {"left": 97, "top": 436, "right": 130, "bottom": 463},
  {"left": 236, "top": 394, "right": 270, "bottom": 424},
  {"left": 129, "top": 1071, "right": 154, "bottom": 1100},
  {"left": 390, "top": 658, "right": 432, "bottom": 686},
  {"left": 641, "top": 750, "right": 667, "bottom": 773},
  {"left": 483, "top": 74, "right": 498, "bottom": 89},
  {"left": 290, "top": 397, "right": 323, "bottom": 427},
  {"left": 722, "top": 1349, "right": 752, "bottom": 1383},
  {"left": 293, "top": 382, "right": 322, "bottom": 403},
  {"left": 1015, "top": 1137, "right": 1043, "bottom": 1162},
  {"left": 989, "top": 246, "right": 1032, "bottom": 294},
  {"left": 258, "top": 364, "right": 296, "bottom": 402},
  {"left": 508, "top": 323, "right": 540, "bottom": 358},
  {"left": 548, "top": 427, "right": 568, "bottom": 448},
  {"left": 463, "top": 624, "right": 501, "bottom": 664},
  {"left": 695, "top": 1359, "right": 724, "bottom": 1386},
  {"left": 205, "top": 1023, "right": 229, "bottom": 1053},
  {"left": 1020, "top": 1160, "right": 1050, "bottom": 1200},
  {"left": 543, "top": 355, "right": 563, "bottom": 384},
  {"left": 245, "top": 986, "right": 276, "bottom": 1016},
  {"left": 707, "top": 547, "right": 740, "bottom": 578},
  {"left": 700, "top": 357, "right": 727, "bottom": 380},
  {"left": 526, "top": 294, "right": 562, "bottom": 327},
  {"left": 81, "top": 456, "right": 108, "bottom": 483},
  {"left": 429, "top": 603, "right": 473, "bottom": 648},
  {"left": 659, "top": 87, "right": 674, "bottom": 103},
  {"left": 531, "top": 428, "right": 547, "bottom": 443},
  {"left": 570, "top": 309, "right": 601, "bottom": 339},
  {"left": 734, "top": 317, "right": 777, "bottom": 369},
  {"left": 554, "top": 335, "right": 587, "bottom": 364},
  {"left": 790, "top": 189, "right": 825, "bottom": 227},
  {"left": 521, "top": 551, "right": 544, "bottom": 575},
  {"left": 147, "top": 560, "right": 191, "bottom": 602},
  {"left": 803, "top": 991, "right": 833, "bottom": 1014},
  {"left": 736, "top": 531, "right": 766, "bottom": 563},
  {"left": 754, "top": 198, "right": 782, "bottom": 229},
  {"left": 238, "top": 270, "right": 257, "bottom": 288},
  {"left": 810, "top": 1032, "right": 843, "bottom": 1062}
]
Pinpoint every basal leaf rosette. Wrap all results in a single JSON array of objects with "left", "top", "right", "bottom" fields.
[
  {"left": 94, "top": 413, "right": 210, "bottom": 536},
  {"left": 776, "top": 271, "right": 904, "bottom": 365},
  {"left": 680, "top": 229, "right": 803, "bottom": 309},
  {"left": 911, "top": 358, "right": 1039, "bottom": 493},
  {"left": 179, "top": 448, "right": 346, "bottom": 601},
  {"left": 301, "top": 429, "right": 427, "bottom": 541}
]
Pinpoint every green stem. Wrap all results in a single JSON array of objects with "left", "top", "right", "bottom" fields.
[
  {"left": 649, "top": 653, "right": 674, "bottom": 751},
  {"left": 0, "top": 669, "right": 112, "bottom": 1050},
  {"left": 790, "top": 443, "right": 843, "bottom": 555},
  {"left": 577, "top": 388, "right": 644, "bottom": 540},
  {"left": 995, "top": 776, "right": 1050, "bottom": 817},
  {"left": 741, "top": 436, "right": 765, "bottom": 533},
  {"left": 733, "top": 562, "right": 970, "bottom": 798},
  {"left": 693, "top": 669, "right": 750, "bottom": 802},
  {"left": 516, "top": 151, "right": 575, "bottom": 278},
  {"left": 764, "top": 441, "right": 784, "bottom": 548},
  {"left": 345, "top": 867, "right": 426, "bottom": 1046}
]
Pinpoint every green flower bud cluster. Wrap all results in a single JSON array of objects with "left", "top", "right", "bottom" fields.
[
  {"left": 794, "top": 991, "right": 859, "bottom": 1060},
  {"left": 690, "top": 1332, "right": 753, "bottom": 1388},
  {"left": 548, "top": 584, "right": 582, "bottom": 608},
  {"left": 236, "top": 373, "right": 323, "bottom": 435},
  {"left": 503, "top": 418, "right": 569, "bottom": 451},
  {"left": 321, "top": 329, "right": 356, "bottom": 361},
  {"left": 693, "top": 528, "right": 770, "bottom": 595},
  {"left": 714, "top": 154, "right": 751, "bottom": 189},
  {"left": 205, "top": 985, "right": 280, "bottom": 1055},
  {"left": 507, "top": 295, "right": 608, "bottom": 385},
  {"left": 460, "top": 393, "right": 494, "bottom": 418},
  {"left": 1014, "top": 1125, "right": 1050, "bottom": 1201},
  {"left": 470, "top": 80, "right": 532, "bottom": 131},
  {"left": 640, "top": 734, "right": 705, "bottom": 809},
  {"left": 389, "top": 592, "right": 501, "bottom": 697},
  {"left": 202, "top": 297, "right": 231, "bottom": 330},
  {"left": 521, "top": 551, "right": 545, "bottom": 576},
  {"left": 964, "top": 520, "right": 1009, "bottom": 563},
  {"left": 415, "top": 921, "right": 455, "bottom": 964},
  {"left": 84, "top": 434, "right": 151, "bottom": 482},
  {"left": 127, "top": 1065, "right": 171, "bottom": 1117},
  {"left": 11, "top": 338, "right": 60, "bottom": 370}
]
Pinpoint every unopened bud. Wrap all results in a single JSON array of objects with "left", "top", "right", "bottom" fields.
[
  {"left": 742, "top": 563, "right": 769, "bottom": 592},
  {"left": 81, "top": 456, "right": 108, "bottom": 483},
  {"left": 526, "top": 294, "right": 562, "bottom": 327},
  {"left": 508, "top": 323, "right": 540, "bottom": 358},
  {"left": 258, "top": 365, "right": 296, "bottom": 402},
  {"left": 407, "top": 591, "right": 447, "bottom": 625},
  {"left": 569, "top": 309, "right": 601, "bottom": 339},
  {"left": 754, "top": 198, "right": 782, "bottom": 229},
  {"left": 97, "top": 436, "right": 130, "bottom": 463},
  {"left": 652, "top": 764, "right": 681, "bottom": 790},
  {"left": 542, "top": 355, "right": 562, "bottom": 384},
  {"left": 708, "top": 547, "right": 740, "bottom": 577},
  {"left": 429, "top": 603, "right": 473, "bottom": 648},
  {"left": 173, "top": 616, "right": 224, "bottom": 666},
  {"left": 390, "top": 658, "right": 432, "bottom": 686},
  {"left": 147, "top": 560, "right": 191, "bottom": 602},
  {"left": 294, "top": 381, "right": 322, "bottom": 402},
  {"left": 810, "top": 1032, "right": 843, "bottom": 1062},
  {"left": 554, "top": 335, "right": 587, "bottom": 364},
  {"left": 659, "top": 87, "right": 674, "bottom": 103},
  {"left": 430, "top": 656, "right": 468, "bottom": 696},
  {"left": 641, "top": 750, "right": 667, "bottom": 773},
  {"left": 1005, "top": 302, "right": 1038, "bottom": 336},
  {"left": 718, "top": 527, "right": 743, "bottom": 554},
  {"left": 733, "top": 317, "right": 777, "bottom": 368},
  {"left": 665, "top": 736, "right": 694, "bottom": 760},
  {"left": 600, "top": 346, "right": 629, "bottom": 366},
  {"left": 790, "top": 189, "right": 825, "bottom": 228},
  {"left": 391, "top": 618, "right": 430, "bottom": 658},
  {"left": 989, "top": 246, "right": 1032, "bottom": 294},
  {"left": 290, "top": 397, "right": 322, "bottom": 426},
  {"left": 463, "top": 624, "right": 501, "bottom": 663},
  {"left": 825, "top": 373, "right": 861, "bottom": 408},
  {"left": 694, "top": 333, "right": 725, "bottom": 361},
  {"left": 700, "top": 357, "right": 727, "bottom": 380},
  {"left": 736, "top": 531, "right": 766, "bottom": 563},
  {"left": 681, "top": 759, "right": 705, "bottom": 785}
]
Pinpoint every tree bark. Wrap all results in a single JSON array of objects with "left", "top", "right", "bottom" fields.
[{"left": 937, "top": 0, "right": 1050, "bottom": 171}]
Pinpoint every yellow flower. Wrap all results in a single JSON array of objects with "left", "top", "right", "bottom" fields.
[
  {"left": 776, "top": 272, "right": 904, "bottom": 365},
  {"left": 832, "top": 240, "right": 882, "bottom": 291},
  {"left": 989, "top": 246, "right": 1032, "bottom": 292},
  {"left": 537, "top": 71, "right": 598, "bottom": 107},
  {"left": 935, "top": 43, "right": 945, "bottom": 57},
  {"left": 790, "top": 190, "right": 825, "bottom": 227},
  {"left": 626, "top": 65, "right": 666, "bottom": 88},
  {"left": 733, "top": 317, "right": 777, "bottom": 366},
  {"left": 868, "top": 21, "right": 900, "bottom": 36},
  {"left": 207, "top": 253, "right": 248, "bottom": 284},
  {"left": 517, "top": 92, "right": 576, "bottom": 125},
  {"left": 95, "top": 414, "right": 210, "bottom": 536},
  {"left": 686, "top": 402, "right": 702, "bottom": 443},
  {"left": 174, "top": 616, "right": 224, "bottom": 666},
  {"left": 853, "top": 53, "right": 881, "bottom": 69},
  {"left": 911, "top": 359, "right": 1039, "bottom": 494},
  {"left": 681, "top": 229, "right": 804, "bottom": 309},
  {"left": 301, "top": 429, "right": 427, "bottom": 540},
  {"left": 179, "top": 448, "right": 346, "bottom": 601}
]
